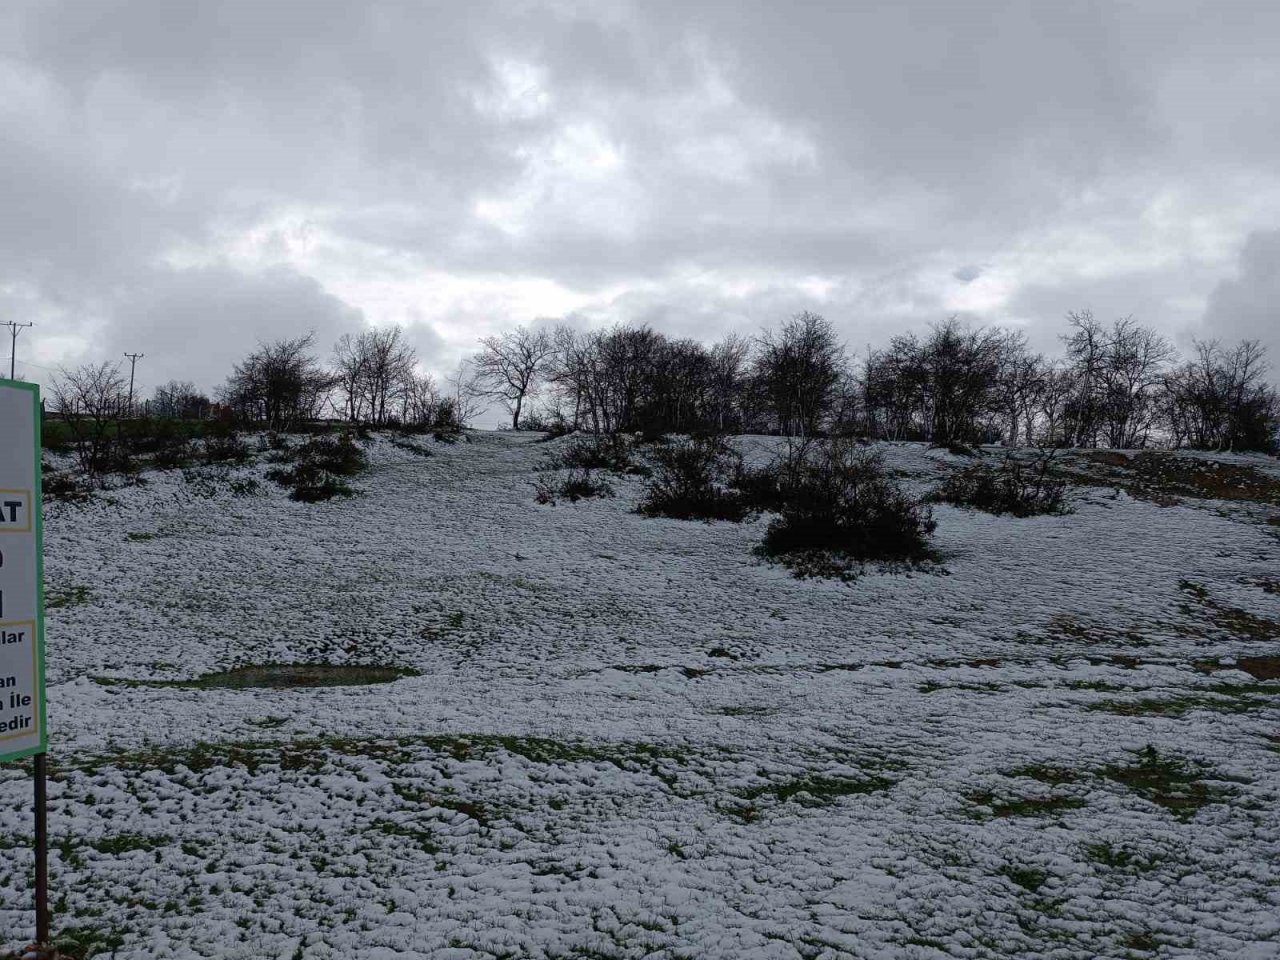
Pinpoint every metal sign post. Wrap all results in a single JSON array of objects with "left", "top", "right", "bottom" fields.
[{"left": 0, "top": 379, "right": 50, "bottom": 945}]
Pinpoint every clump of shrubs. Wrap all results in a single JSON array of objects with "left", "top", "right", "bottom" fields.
[
  {"left": 534, "top": 467, "right": 614, "bottom": 505},
  {"left": 203, "top": 422, "right": 251, "bottom": 464},
  {"left": 931, "top": 451, "right": 1068, "bottom": 517},
  {"left": 266, "top": 433, "right": 367, "bottom": 502},
  {"left": 756, "top": 441, "right": 938, "bottom": 576},
  {"left": 637, "top": 436, "right": 750, "bottom": 521},
  {"left": 521, "top": 411, "right": 575, "bottom": 441},
  {"left": 551, "top": 433, "right": 649, "bottom": 476},
  {"left": 121, "top": 418, "right": 197, "bottom": 469}
]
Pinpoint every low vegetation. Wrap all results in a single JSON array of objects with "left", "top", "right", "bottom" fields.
[
  {"left": 550, "top": 432, "right": 649, "bottom": 475},
  {"left": 637, "top": 436, "right": 750, "bottom": 521},
  {"left": 265, "top": 433, "right": 367, "bottom": 502},
  {"left": 932, "top": 450, "right": 1069, "bottom": 517},
  {"left": 756, "top": 441, "right": 937, "bottom": 576},
  {"left": 533, "top": 467, "right": 614, "bottom": 505},
  {"left": 1099, "top": 745, "right": 1234, "bottom": 820}
]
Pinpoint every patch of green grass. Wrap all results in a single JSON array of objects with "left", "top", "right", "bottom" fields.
[
  {"left": 1000, "top": 864, "right": 1048, "bottom": 893},
  {"left": 369, "top": 819, "right": 442, "bottom": 853},
  {"left": 742, "top": 773, "right": 894, "bottom": 807},
  {"left": 715, "top": 705, "right": 776, "bottom": 717},
  {"left": 1028, "top": 616, "right": 1152, "bottom": 647},
  {"left": 918, "top": 681, "right": 1005, "bottom": 694},
  {"left": 46, "top": 584, "right": 91, "bottom": 609},
  {"left": 1098, "top": 745, "right": 1235, "bottom": 820},
  {"left": 727, "top": 772, "right": 895, "bottom": 822},
  {"left": 50, "top": 923, "right": 128, "bottom": 959},
  {"left": 1088, "top": 685, "right": 1278, "bottom": 717},
  {"left": 68, "top": 732, "right": 695, "bottom": 783},
  {"left": 1005, "top": 764, "right": 1086, "bottom": 786},
  {"left": 87, "top": 833, "right": 170, "bottom": 856},
  {"left": 966, "top": 790, "right": 1088, "bottom": 819},
  {"left": 1084, "top": 840, "right": 1164, "bottom": 873}
]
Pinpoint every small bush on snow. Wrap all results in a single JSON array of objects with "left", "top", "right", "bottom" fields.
[
  {"left": 534, "top": 467, "right": 614, "bottom": 505},
  {"left": 931, "top": 451, "right": 1069, "bottom": 517},
  {"left": 637, "top": 436, "right": 750, "bottom": 522},
  {"left": 551, "top": 433, "right": 649, "bottom": 476},
  {"left": 758, "top": 440, "right": 937, "bottom": 574},
  {"left": 266, "top": 433, "right": 367, "bottom": 502}
]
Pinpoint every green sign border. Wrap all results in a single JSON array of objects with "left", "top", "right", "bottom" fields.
[{"left": 0, "top": 378, "right": 47, "bottom": 763}]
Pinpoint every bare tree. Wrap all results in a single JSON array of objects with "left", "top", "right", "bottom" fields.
[
  {"left": 151, "top": 380, "right": 211, "bottom": 420},
  {"left": 220, "top": 334, "right": 336, "bottom": 430},
  {"left": 52, "top": 361, "right": 129, "bottom": 478},
  {"left": 1099, "top": 317, "right": 1176, "bottom": 448},
  {"left": 446, "top": 358, "right": 486, "bottom": 428},
  {"left": 1162, "top": 339, "right": 1278, "bottom": 451},
  {"left": 709, "top": 333, "right": 752, "bottom": 433},
  {"left": 754, "top": 312, "right": 846, "bottom": 437},
  {"left": 333, "top": 326, "right": 418, "bottom": 425},
  {"left": 473, "top": 326, "right": 556, "bottom": 429}
]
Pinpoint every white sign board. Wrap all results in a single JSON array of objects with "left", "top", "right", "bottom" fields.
[{"left": 0, "top": 381, "right": 46, "bottom": 762}]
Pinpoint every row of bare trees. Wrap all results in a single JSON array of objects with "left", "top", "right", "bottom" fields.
[
  {"left": 47, "top": 310, "right": 1280, "bottom": 454},
  {"left": 217, "top": 331, "right": 479, "bottom": 432},
  {"left": 474, "top": 311, "right": 1279, "bottom": 451}
]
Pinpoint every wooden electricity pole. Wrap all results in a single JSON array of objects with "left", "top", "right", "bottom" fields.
[
  {"left": 123, "top": 352, "right": 145, "bottom": 416},
  {"left": 3, "top": 320, "right": 33, "bottom": 380}
]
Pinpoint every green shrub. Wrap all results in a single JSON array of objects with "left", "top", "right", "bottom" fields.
[
  {"left": 638, "top": 436, "right": 749, "bottom": 521},
  {"left": 759, "top": 441, "right": 936, "bottom": 572},
  {"left": 266, "top": 432, "right": 367, "bottom": 501},
  {"left": 203, "top": 422, "right": 250, "bottom": 464},
  {"left": 932, "top": 451, "right": 1068, "bottom": 517}
]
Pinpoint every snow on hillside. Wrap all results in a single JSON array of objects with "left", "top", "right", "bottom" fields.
[{"left": 2, "top": 433, "right": 1278, "bottom": 958}]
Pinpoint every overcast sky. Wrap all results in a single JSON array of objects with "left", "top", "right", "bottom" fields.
[{"left": 3, "top": 0, "right": 1279, "bottom": 402}]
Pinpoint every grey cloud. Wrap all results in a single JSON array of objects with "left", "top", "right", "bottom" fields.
[
  {"left": 105, "top": 265, "right": 365, "bottom": 397},
  {"left": 1202, "top": 230, "right": 1280, "bottom": 362},
  {"left": 2, "top": 1, "right": 1279, "bottom": 383}
]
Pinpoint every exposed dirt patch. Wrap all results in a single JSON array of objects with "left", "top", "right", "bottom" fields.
[
  {"left": 1065, "top": 451, "right": 1280, "bottom": 506},
  {"left": 1194, "top": 656, "right": 1280, "bottom": 681},
  {"left": 1178, "top": 580, "right": 1280, "bottom": 641},
  {"left": 93, "top": 663, "right": 418, "bottom": 690}
]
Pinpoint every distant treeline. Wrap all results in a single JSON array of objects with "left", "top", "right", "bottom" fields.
[{"left": 49, "top": 309, "right": 1279, "bottom": 453}]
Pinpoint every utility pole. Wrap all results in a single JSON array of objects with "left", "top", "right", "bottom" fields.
[
  {"left": 3, "top": 321, "right": 33, "bottom": 380},
  {"left": 123, "top": 352, "right": 144, "bottom": 417}
]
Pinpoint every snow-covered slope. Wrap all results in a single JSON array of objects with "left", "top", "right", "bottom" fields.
[{"left": 2, "top": 433, "right": 1277, "bottom": 958}]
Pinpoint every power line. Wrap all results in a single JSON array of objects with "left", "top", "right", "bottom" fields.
[{"left": 2, "top": 321, "right": 33, "bottom": 381}]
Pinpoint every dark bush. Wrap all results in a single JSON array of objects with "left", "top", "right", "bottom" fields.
[
  {"left": 520, "top": 410, "right": 574, "bottom": 440},
  {"left": 731, "top": 440, "right": 815, "bottom": 513},
  {"left": 552, "top": 433, "right": 649, "bottom": 475},
  {"left": 931, "top": 451, "right": 1068, "bottom": 517},
  {"left": 203, "top": 422, "right": 250, "bottom": 464},
  {"left": 42, "top": 464, "right": 92, "bottom": 502},
  {"left": 637, "top": 436, "right": 750, "bottom": 522},
  {"left": 533, "top": 467, "right": 614, "bottom": 505},
  {"left": 759, "top": 441, "right": 937, "bottom": 573},
  {"left": 265, "top": 432, "right": 367, "bottom": 501},
  {"left": 122, "top": 418, "right": 197, "bottom": 468},
  {"left": 290, "top": 434, "right": 367, "bottom": 476},
  {"left": 40, "top": 420, "right": 73, "bottom": 454}
]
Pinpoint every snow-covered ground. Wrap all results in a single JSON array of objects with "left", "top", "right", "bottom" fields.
[{"left": 2, "top": 433, "right": 1278, "bottom": 958}]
